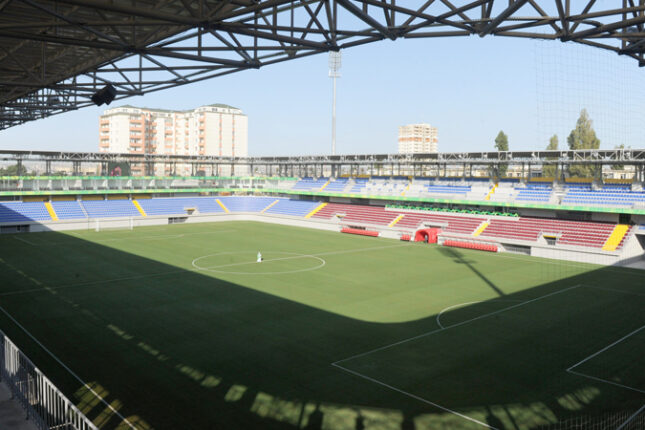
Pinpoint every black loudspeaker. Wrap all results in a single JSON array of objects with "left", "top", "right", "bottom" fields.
[{"left": 91, "top": 84, "right": 117, "bottom": 106}]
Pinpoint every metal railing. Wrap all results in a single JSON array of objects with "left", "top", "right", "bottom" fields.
[{"left": 0, "top": 329, "right": 97, "bottom": 430}]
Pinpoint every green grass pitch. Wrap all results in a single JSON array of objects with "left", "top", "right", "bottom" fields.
[{"left": 0, "top": 221, "right": 642, "bottom": 429}]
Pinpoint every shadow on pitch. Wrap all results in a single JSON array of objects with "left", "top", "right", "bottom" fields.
[
  {"left": 438, "top": 246, "right": 505, "bottom": 296},
  {"left": 0, "top": 216, "right": 642, "bottom": 429}
]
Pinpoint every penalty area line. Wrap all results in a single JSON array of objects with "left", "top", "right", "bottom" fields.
[
  {"left": 331, "top": 285, "right": 584, "bottom": 430},
  {"left": 566, "top": 324, "right": 645, "bottom": 372},
  {"left": 334, "top": 284, "right": 583, "bottom": 365},
  {"left": 566, "top": 370, "right": 645, "bottom": 395},
  {"left": 566, "top": 323, "right": 645, "bottom": 395},
  {"left": 331, "top": 363, "right": 497, "bottom": 429}
]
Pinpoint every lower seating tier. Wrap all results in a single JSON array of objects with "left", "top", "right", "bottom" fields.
[{"left": 0, "top": 197, "right": 632, "bottom": 252}]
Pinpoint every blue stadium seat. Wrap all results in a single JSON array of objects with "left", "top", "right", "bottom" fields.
[
  {"left": 51, "top": 201, "right": 87, "bottom": 219},
  {"left": 264, "top": 199, "right": 321, "bottom": 217},
  {"left": 0, "top": 201, "right": 50, "bottom": 222},
  {"left": 217, "top": 196, "right": 277, "bottom": 212},
  {"left": 137, "top": 197, "right": 223, "bottom": 215},
  {"left": 81, "top": 200, "right": 141, "bottom": 218}
]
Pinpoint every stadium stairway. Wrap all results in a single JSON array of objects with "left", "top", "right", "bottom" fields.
[
  {"left": 388, "top": 214, "right": 405, "bottom": 227},
  {"left": 44, "top": 201, "right": 58, "bottom": 221},
  {"left": 312, "top": 203, "right": 400, "bottom": 226},
  {"left": 305, "top": 202, "right": 328, "bottom": 218},
  {"left": 51, "top": 201, "right": 87, "bottom": 220},
  {"left": 472, "top": 220, "right": 490, "bottom": 237},
  {"left": 265, "top": 199, "right": 321, "bottom": 217},
  {"left": 484, "top": 184, "right": 497, "bottom": 201},
  {"left": 602, "top": 224, "right": 631, "bottom": 251},
  {"left": 400, "top": 181, "right": 411, "bottom": 196},
  {"left": 132, "top": 200, "right": 147, "bottom": 217},
  {"left": 215, "top": 198, "right": 230, "bottom": 213},
  {"left": 318, "top": 179, "right": 331, "bottom": 191},
  {"left": 260, "top": 199, "right": 280, "bottom": 213}
]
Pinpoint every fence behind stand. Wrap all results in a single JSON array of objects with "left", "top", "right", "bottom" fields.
[{"left": 0, "top": 329, "right": 97, "bottom": 430}]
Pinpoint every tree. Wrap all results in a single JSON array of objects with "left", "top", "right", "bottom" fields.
[
  {"left": 543, "top": 135, "right": 559, "bottom": 178},
  {"left": 0, "top": 164, "right": 28, "bottom": 176},
  {"left": 494, "top": 131, "right": 509, "bottom": 151},
  {"left": 567, "top": 109, "right": 600, "bottom": 178},
  {"left": 494, "top": 130, "right": 509, "bottom": 177},
  {"left": 547, "top": 134, "right": 559, "bottom": 151}
]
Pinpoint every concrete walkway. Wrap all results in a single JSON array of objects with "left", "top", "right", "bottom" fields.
[{"left": 0, "top": 381, "right": 38, "bottom": 430}]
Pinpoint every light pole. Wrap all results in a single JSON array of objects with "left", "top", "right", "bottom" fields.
[{"left": 328, "top": 51, "right": 341, "bottom": 156}]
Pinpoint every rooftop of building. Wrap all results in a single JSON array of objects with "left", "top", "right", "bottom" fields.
[{"left": 102, "top": 103, "right": 242, "bottom": 116}]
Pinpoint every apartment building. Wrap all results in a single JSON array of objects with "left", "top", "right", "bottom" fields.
[
  {"left": 99, "top": 104, "right": 248, "bottom": 175},
  {"left": 398, "top": 123, "right": 438, "bottom": 154}
]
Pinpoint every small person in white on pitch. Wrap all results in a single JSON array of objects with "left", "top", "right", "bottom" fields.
[{"left": 257, "top": 251, "right": 263, "bottom": 263}]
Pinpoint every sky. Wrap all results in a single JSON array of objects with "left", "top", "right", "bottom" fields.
[{"left": 1, "top": 35, "right": 643, "bottom": 156}]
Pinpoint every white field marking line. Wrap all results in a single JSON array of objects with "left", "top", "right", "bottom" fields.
[
  {"left": 64, "top": 229, "right": 237, "bottom": 244},
  {"left": 586, "top": 285, "right": 645, "bottom": 298},
  {"left": 567, "top": 324, "right": 645, "bottom": 371},
  {"left": 193, "top": 252, "right": 324, "bottom": 271},
  {"left": 0, "top": 269, "right": 186, "bottom": 297},
  {"left": 331, "top": 285, "right": 579, "bottom": 430},
  {"left": 0, "top": 303, "right": 136, "bottom": 429},
  {"left": 13, "top": 235, "right": 36, "bottom": 245},
  {"left": 565, "top": 323, "right": 645, "bottom": 395},
  {"left": 616, "top": 404, "right": 645, "bottom": 430},
  {"left": 193, "top": 251, "right": 326, "bottom": 276},
  {"left": 333, "top": 284, "right": 583, "bottom": 365},
  {"left": 435, "top": 299, "right": 524, "bottom": 330},
  {"left": 331, "top": 363, "right": 497, "bottom": 430},
  {"left": 565, "top": 324, "right": 645, "bottom": 395},
  {"left": 193, "top": 243, "right": 412, "bottom": 271},
  {"left": 0, "top": 243, "right": 410, "bottom": 297},
  {"left": 487, "top": 250, "right": 645, "bottom": 278},
  {"left": 567, "top": 370, "right": 645, "bottom": 395}
]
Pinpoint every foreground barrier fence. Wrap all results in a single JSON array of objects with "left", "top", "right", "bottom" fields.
[
  {"left": 534, "top": 406, "right": 645, "bottom": 430},
  {"left": 0, "top": 329, "right": 97, "bottom": 430}
]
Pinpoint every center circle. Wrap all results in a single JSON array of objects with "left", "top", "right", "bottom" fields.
[{"left": 192, "top": 251, "right": 326, "bottom": 275}]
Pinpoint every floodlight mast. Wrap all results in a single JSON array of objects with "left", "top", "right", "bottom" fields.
[{"left": 329, "top": 51, "right": 341, "bottom": 156}]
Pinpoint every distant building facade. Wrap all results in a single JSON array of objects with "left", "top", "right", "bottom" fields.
[
  {"left": 398, "top": 123, "right": 438, "bottom": 154},
  {"left": 99, "top": 104, "right": 247, "bottom": 175}
]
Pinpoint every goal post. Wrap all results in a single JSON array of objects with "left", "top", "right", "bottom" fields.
[{"left": 93, "top": 217, "right": 134, "bottom": 232}]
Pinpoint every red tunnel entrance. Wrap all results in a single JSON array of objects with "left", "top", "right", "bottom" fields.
[{"left": 415, "top": 228, "right": 441, "bottom": 244}]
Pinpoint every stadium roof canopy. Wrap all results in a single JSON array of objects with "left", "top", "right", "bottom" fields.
[{"left": 1, "top": 1, "right": 644, "bottom": 130}]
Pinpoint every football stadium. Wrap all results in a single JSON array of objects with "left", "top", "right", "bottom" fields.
[{"left": 1, "top": 2, "right": 644, "bottom": 430}]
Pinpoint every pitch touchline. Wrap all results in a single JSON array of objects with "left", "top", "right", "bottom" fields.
[
  {"left": 56, "top": 229, "right": 237, "bottom": 244},
  {"left": 334, "top": 284, "right": 583, "bottom": 365},
  {"left": 487, "top": 250, "right": 645, "bottom": 277},
  {"left": 0, "top": 304, "right": 136, "bottom": 429}
]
